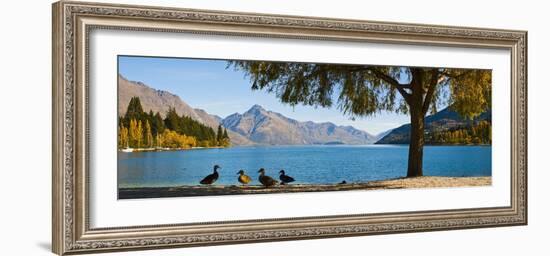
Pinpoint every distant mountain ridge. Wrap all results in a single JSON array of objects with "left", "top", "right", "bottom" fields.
[
  {"left": 375, "top": 107, "right": 491, "bottom": 144},
  {"left": 119, "top": 75, "right": 378, "bottom": 146},
  {"left": 221, "top": 104, "right": 377, "bottom": 145}
]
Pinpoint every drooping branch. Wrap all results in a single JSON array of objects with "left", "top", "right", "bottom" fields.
[
  {"left": 230, "top": 60, "right": 488, "bottom": 118},
  {"left": 365, "top": 67, "right": 412, "bottom": 104},
  {"left": 422, "top": 70, "right": 440, "bottom": 114}
]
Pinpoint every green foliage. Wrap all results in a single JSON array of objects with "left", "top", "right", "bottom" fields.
[
  {"left": 124, "top": 97, "right": 145, "bottom": 122},
  {"left": 164, "top": 108, "right": 182, "bottom": 132},
  {"left": 229, "top": 62, "right": 407, "bottom": 117},
  {"left": 217, "top": 125, "right": 223, "bottom": 143},
  {"left": 164, "top": 107, "right": 218, "bottom": 143},
  {"left": 229, "top": 61, "right": 492, "bottom": 120},
  {"left": 152, "top": 112, "right": 165, "bottom": 135},
  {"left": 215, "top": 127, "right": 230, "bottom": 147},
  {"left": 118, "top": 97, "right": 231, "bottom": 149}
]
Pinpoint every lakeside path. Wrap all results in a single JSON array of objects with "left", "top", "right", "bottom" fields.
[{"left": 118, "top": 176, "right": 491, "bottom": 199}]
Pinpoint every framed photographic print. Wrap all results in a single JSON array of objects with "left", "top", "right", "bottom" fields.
[{"left": 52, "top": 1, "right": 527, "bottom": 255}]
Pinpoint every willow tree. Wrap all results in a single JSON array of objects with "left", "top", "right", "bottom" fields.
[{"left": 230, "top": 62, "right": 491, "bottom": 177}]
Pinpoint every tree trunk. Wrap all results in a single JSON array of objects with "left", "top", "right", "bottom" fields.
[{"left": 407, "top": 107, "right": 425, "bottom": 177}]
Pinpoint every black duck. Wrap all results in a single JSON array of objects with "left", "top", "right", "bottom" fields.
[{"left": 200, "top": 165, "right": 221, "bottom": 185}]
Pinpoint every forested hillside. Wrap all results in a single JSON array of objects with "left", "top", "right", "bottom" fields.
[
  {"left": 118, "top": 97, "right": 230, "bottom": 149},
  {"left": 376, "top": 107, "right": 491, "bottom": 145}
]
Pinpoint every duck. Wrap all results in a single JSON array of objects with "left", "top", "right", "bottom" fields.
[
  {"left": 237, "top": 170, "right": 252, "bottom": 185},
  {"left": 339, "top": 180, "right": 347, "bottom": 185},
  {"left": 200, "top": 165, "right": 221, "bottom": 185},
  {"left": 258, "top": 168, "right": 278, "bottom": 187},
  {"left": 279, "top": 170, "right": 295, "bottom": 185}
]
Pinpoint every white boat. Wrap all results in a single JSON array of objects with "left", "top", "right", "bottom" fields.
[{"left": 121, "top": 147, "right": 133, "bottom": 153}]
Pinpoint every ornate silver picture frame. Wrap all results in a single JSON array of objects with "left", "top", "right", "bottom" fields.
[{"left": 52, "top": 1, "right": 527, "bottom": 255}]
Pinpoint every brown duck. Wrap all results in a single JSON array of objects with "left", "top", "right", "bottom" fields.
[{"left": 258, "top": 168, "right": 278, "bottom": 187}]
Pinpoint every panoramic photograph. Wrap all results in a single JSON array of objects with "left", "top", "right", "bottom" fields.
[{"left": 117, "top": 55, "right": 492, "bottom": 199}]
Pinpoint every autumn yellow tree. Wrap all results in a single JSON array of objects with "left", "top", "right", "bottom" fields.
[
  {"left": 145, "top": 120, "right": 153, "bottom": 148},
  {"left": 118, "top": 124, "right": 122, "bottom": 149},
  {"left": 128, "top": 119, "right": 137, "bottom": 148},
  {"left": 156, "top": 133, "right": 164, "bottom": 148},
  {"left": 136, "top": 120, "right": 143, "bottom": 148},
  {"left": 118, "top": 124, "right": 129, "bottom": 149},
  {"left": 159, "top": 129, "right": 198, "bottom": 149},
  {"left": 127, "top": 119, "right": 144, "bottom": 148}
]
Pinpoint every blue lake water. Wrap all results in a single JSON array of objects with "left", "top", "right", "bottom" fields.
[{"left": 118, "top": 145, "right": 491, "bottom": 188}]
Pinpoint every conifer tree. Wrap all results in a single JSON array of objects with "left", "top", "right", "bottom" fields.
[
  {"left": 216, "top": 125, "right": 223, "bottom": 145},
  {"left": 124, "top": 97, "right": 145, "bottom": 123},
  {"left": 164, "top": 107, "right": 181, "bottom": 132},
  {"left": 223, "top": 128, "right": 229, "bottom": 139},
  {"left": 152, "top": 112, "right": 165, "bottom": 135}
]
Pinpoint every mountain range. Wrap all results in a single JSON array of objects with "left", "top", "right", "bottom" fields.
[
  {"left": 222, "top": 105, "right": 379, "bottom": 145},
  {"left": 375, "top": 107, "right": 491, "bottom": 144},
  {"left": 118, "top": 75, "right": 380, "bottom": 146},
  {"left": 119, "top": 75, "right": 490, "bottom": 146},
  {"left": 119, "top": 75, "right": 253, "bottom": 145}
]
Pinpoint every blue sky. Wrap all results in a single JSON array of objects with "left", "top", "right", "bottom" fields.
[{"left": 118, "top": 56, "right": 411, "bottom": 135}]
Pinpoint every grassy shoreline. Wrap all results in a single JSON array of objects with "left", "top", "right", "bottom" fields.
[{"left": 118, "top": 176, "right": 491, "bottom": 199}]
